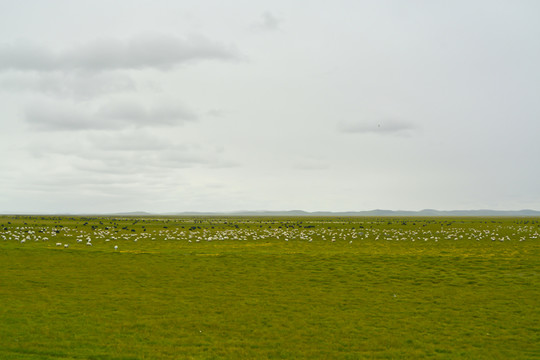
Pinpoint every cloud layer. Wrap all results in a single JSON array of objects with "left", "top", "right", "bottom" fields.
[{"left": 1, "top": 1, "right": 539, "bottom": 213}]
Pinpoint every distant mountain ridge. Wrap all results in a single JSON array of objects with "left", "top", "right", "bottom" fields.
[
  {"left": 156, "top": 209, "right": 540, "bottom": 217},
  {"left": 3, "top": 209, "right": 539, "bottom": 216}
]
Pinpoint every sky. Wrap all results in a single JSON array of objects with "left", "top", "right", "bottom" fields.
[{"left": 1, "top": 0, "right": 539, "bottom": 214}]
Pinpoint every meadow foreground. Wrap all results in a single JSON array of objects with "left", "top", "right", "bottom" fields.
[{"left": 0, "top": 216, "right": 538, "bottom": 359}]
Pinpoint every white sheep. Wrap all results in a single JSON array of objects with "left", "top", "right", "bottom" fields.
[{"left": 56, "top": 242, "right": 62, "bottom": 246}]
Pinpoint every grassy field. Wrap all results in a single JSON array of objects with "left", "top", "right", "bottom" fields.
[{"left": 0, "top": 215, "right": 538, "bottom": 359}]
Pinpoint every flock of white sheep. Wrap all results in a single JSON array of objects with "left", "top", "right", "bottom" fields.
[{"left": 1, "top": 221, "right": 538, "bottom": 251}]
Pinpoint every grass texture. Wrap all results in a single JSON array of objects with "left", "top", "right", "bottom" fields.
[{"left": 0, "top": 216, "right": 538, "bottom": 359}]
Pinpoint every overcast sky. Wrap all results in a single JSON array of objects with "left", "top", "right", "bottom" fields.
[{"left": 1, "top": 0, "right": 539, "bottom": 214}]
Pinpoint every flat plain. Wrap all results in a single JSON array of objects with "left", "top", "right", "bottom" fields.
[{"left": 0, "top": 215, "right": 538, "bottom": 359}]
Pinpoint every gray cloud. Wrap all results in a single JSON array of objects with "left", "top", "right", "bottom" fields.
[
  {"left": 292, "top": 157, "right": 329, "bottom": 170},
  {"left": 338, "top": 119, "right": 417, "bottom": 135},
  {"left": 97, "top": 100, "right": 196, "bottom": 126},
  {"left": 0, "top": 41, "right": 57, "bottom": 71},
  {"left": 23, "top": 129, "right": 235, "bottom": 181},
  {"left": 87, "top": 131, "right": 185, "bottom": 152},
  {"left": 72, "top": 151, "right": 210, "bottom": 175},
  {"left": 255, "top": 12, "right": 282, "bottom": 31},
  {"left": 24, "top": 101, "right": 94, "bottom": 131},
  {"left": 259, "top": 11, "right": 281, "bottom": 30},
  {"left": 0, "top": 34, "right": 238, "bottom": 72},
  {"left": 75, "top": 144, "right": 230, "bottom": 175},
  {"left": 24, "top": 98, "right": 196, "bottom": 131},
  {"left": 0, "top": 71, "right": 136, "bottom": 99}
]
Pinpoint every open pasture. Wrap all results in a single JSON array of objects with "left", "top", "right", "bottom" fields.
[{"left": 0, "top": 215, "right": 538, "bottom": 359}]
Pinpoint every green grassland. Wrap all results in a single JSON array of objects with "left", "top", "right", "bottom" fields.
[{"left": 0, "top": 215, "right": 538, "bottom": 359}]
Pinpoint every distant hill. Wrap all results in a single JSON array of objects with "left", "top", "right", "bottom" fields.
[{"left": 110, "top": 211, "right": 154, "bottom": 216}]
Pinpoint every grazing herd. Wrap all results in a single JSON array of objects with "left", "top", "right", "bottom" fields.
[{"left": 0, "top": 218, "right": 538, "bottom": 252}]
